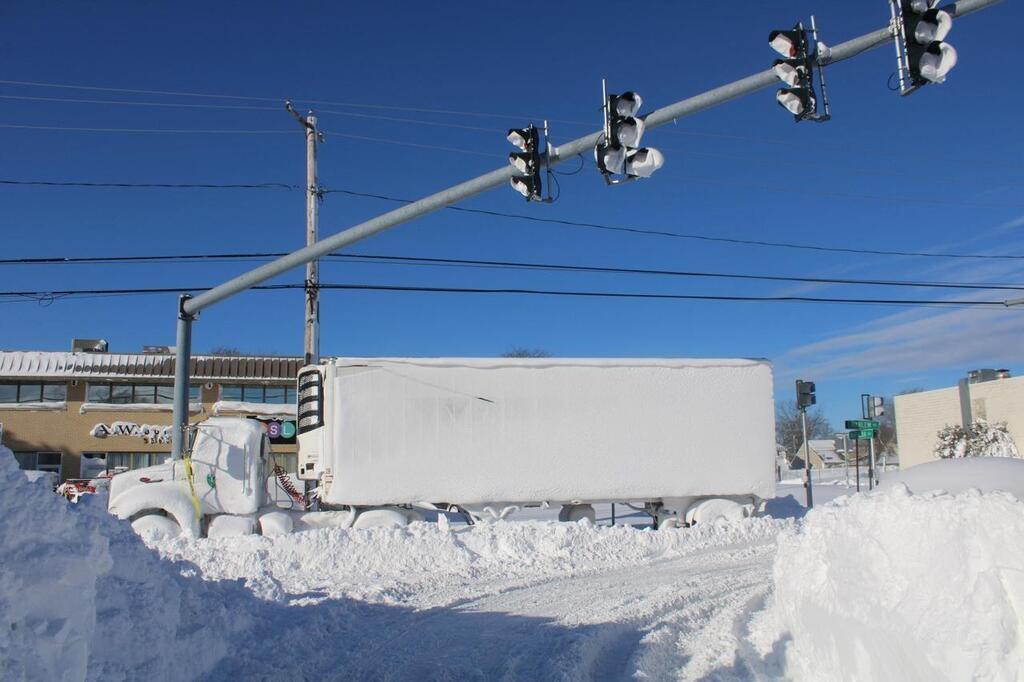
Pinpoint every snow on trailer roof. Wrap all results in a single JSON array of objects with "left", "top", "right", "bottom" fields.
[
  {"left": 327, "top": 357, "right": 772, "bottom": 369},
  {"left": 0, "top": 351, "right": 303, "bottom": 382}
]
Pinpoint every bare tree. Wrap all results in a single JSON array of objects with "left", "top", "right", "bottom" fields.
[
  {"left": 502, "top": 347, "right": 551, "bottom": 358},
  {"left": 207, "top": 346, "right": 243, "bottom": 356},
  {"left": 775, "top": 400, "right": 834, "bottom": 460}
]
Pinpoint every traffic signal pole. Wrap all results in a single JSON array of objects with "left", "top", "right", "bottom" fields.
[
  {"left": 801, "top": 407, "right": 813, "bottom": 508},
  {"left": 169, "top": 0, "right": 1002, "bottom": 459}
]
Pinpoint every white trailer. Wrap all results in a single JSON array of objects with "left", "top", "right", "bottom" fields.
[
  {"left": 296, "top": 357, "right": 776, "bottom": 527},
  {"left": 108, "top": 357, "right": 776, "bottom": 536}
]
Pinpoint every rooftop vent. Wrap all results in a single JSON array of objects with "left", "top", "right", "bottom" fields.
[
  {"left": 72, "top": 338, "right": 108, "bottom": 353},
  {"left": 142, "top": 345, "right": 173, "bottom": 355},
  {"left": 967, "top": 368, "right": 1011, "bottom": 384}
]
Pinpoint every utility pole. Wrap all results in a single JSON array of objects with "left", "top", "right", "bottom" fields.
[
  {"left": 168, "top": 0, "right": 1003, "bottom": 460},
  {"left": 287, "top": 101, "right": 323, "bottom": 366}
]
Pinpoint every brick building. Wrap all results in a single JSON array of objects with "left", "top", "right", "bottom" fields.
[{"left": 0, "top": 340, "right": 304, "bottom": 480}]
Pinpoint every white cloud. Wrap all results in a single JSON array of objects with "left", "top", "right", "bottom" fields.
[{"left": 775, "top": 305, "right": 1024, "bottom": 382}]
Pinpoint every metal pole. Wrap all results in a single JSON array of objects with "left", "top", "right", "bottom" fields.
[
  {"left": 171, "top": 295, "right": 194, "bottom": 460},
  {"left": 843, "top": 433, "right": 850, "bottom": 487},
  {"left": 855, "top": 438, "right": 861, "bottom": 492},
  {"left": 868, "top": 432, "right": 877, "bottom": 490},
  {"left": 801, "top": 407, "right": 813, "bottom": 509},
  {"left": 168, "top": 0, "right": 1002, "bottom": 436}
]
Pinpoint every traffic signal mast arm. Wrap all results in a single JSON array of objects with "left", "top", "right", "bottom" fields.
[{"left": 170, "top": 0, "right": 1001, "bottom": 460}]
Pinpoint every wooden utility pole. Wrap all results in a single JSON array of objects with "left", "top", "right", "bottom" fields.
[{"left": 287, "top": 101, "right": 323, "bottom": 366}]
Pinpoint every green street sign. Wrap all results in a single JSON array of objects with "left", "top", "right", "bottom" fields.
[
  {"left": 845, "top": 419, "right": 879, "bottom": 430},
  {"left": 848, "top": 429, "right": 876, "bottom": 440}
]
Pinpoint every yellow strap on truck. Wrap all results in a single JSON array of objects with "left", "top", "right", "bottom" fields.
[{"left": 182, "top": 455, "right": 202, "bottom": 520}]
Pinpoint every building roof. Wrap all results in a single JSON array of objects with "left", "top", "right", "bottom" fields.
[
  {"left": 804, "top": 439, "right": 844, "bottom": 464},
  {"left": 0, "top": 351, "right": 304, "bottom": 382}
]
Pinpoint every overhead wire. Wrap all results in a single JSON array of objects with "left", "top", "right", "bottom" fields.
[
  {"left": 3, "top": 250, "right": 1022, "bottom": 291},
  {"left": 0, "top": 282, "right": 1015, "bottom": 309},
  {"left": 3, "top": 178, "right": 1023, "bottom": 261}
]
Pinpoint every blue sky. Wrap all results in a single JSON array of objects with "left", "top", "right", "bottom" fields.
[{"left": 2, "top": 0, "right": 1022, "bottom": 428}]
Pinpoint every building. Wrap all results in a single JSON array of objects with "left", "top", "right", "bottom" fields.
[
  {"left": 0, "top": 340, "right": 304, "bottom": 480},
  {"left": 895, "top": 368, "right": 1023, "bottom": 468},
  {"left": 791, "top": 438, "right": 844, "bottom": 470}
]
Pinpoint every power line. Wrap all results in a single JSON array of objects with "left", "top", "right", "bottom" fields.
[
  {"left": 0, "top": 124, "right": 296, "bottom": 135},
  {"left": 3, "top": 178, "right": 1023, "bottom": 261},
  {"left": 0, "top": 282, "right": 1014, "bottom": 308},
  {"left": 3, "top": 250, "right": 1023, "bottom": 292},
  {"left": 0, "top": 124, "right": 502, "bottom": 156},
  {"left": 0, "top": 179, "right": 298, "bottom": 190},
  {"left": 0, "top": 94, "right": 279, "bottom": 111},
  {"left": 4, "top": 176, "right": 1019, "bottom": 259},
  {"left": 325, "top": 188, "right": 1024, "bottom": 261}
]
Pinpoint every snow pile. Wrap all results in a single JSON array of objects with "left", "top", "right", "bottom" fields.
[
  {"left": 0, "top": 444, "right": 248, "bottom": 681},
  {"left": 751, "top": 481, "right": 1024, "bottom": 681},
  {"left": 934, "top": 419, "right": 1019, "bottom": 459},
  {"left": 158, "top": 515, "right": 788, "bottom": 607},
  {"left": 880, "top": 456, "right": 1024, "bottom": 499}
]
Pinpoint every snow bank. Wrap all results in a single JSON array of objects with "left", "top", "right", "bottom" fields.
[
  {"left": 879, "top": 456, "right": 1024, "bottom": 499},
  {"left": 0, "top": 444, "right": 248, "bottom": 681},
  {"left": 157, "top": 514, "right": 787, "bottom": 607},
  {"left": 750, "top": 484, "right": 1024, "bottom": 681}
]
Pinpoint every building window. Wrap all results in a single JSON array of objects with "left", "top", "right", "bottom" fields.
[
  {"left": 220, "top": 384, "right": 295, "bottom": 404},
  {"left": 87, "top": 383, "right": 199, "bottom": 404},
  {"left": 105, "top": 452, "right": 170, "bottom": 471},
  {"left": 0, "top": 382, "right": 67, "bottom": 403},
  {"left": 13, "top": 451, "right": 63, "bottom": 477}
]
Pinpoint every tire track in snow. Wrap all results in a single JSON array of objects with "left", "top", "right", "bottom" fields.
[{"left": 331, "top": 539, "right": 776, "bottom": 680}]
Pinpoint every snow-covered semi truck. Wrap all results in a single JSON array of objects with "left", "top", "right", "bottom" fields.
[{"left": 108, "top": 357, "right": 776, "bottom": 537}]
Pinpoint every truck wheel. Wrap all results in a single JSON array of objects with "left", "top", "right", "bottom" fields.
[
  {"left": 352, "top": 508, "right": 409, "bottom": 529},
  {"left": 685, "top": 498, "right": 751, "bottom": 526},
  {"left": 130, "top": 513, "right": 182, "bottom": 541},
  {"left": 558, "top": 504, "right": 596, "bottom": 524}
]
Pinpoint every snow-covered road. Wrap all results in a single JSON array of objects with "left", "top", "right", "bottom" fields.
[{"left": 158, "top": 518, "right": 788, "bottom": 680}]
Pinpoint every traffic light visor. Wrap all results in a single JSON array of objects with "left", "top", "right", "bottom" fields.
[
  {"left": 510, "top": 175, "right": 539, "bottom": 199},
  {"left": 769, "top": 29, "right": 802, "bottom": 58},
  {"left": 507, "top": 127, "right": 535, "bottom": 152},
  {"left": 919, "top": 42, "right": 957, "bottom": 82},
  {"left": 772, "top": 59, "right": 807, "bottom": 87},
  {"left": 508, "top": 152, "right": 534, "bottom": 175},
  {"left": 612, "top": 116, "right": 645, "bottom": 148},
  {"left": 776, "top": 88, "right": 814, "bottom": 116},
  {"left": 611, "top": 92, "right": 643, "bottom": 118},
  {"left": 597, "top": 144, "right": 626, "bottom": 175},
  {"left": 624, "top": 148, "right": 665, "bottom": 178},
  {"left": 914, "top": 9, "right": 953, "bottom": 43}
]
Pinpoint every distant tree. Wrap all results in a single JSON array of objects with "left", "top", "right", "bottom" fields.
[
  {"left": 208, "top": 346, "right": 243, "bottom": 356},
  {"left": 775, "top": 400, "right": 834, "bottom": 461},
  {"left": 934, "top": 420, "right": 1020, "bottom": 459},
  {"left": 502, "top": 347, "right": 551, "bottom": 358}
]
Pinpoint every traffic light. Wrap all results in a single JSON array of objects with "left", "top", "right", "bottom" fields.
[
  {"left": 892, "top": 0, "right": 958, "bottom": 94},
  {"left": 868, "top": 396, "right": 885, "bottom": 418},
  {"left": 796, "top": 380, "right": 816, "bottom": 409},
  {"left": 507, "top": 125, "right": 543, "bottom": 201},
  {"left": 595, "top": 85, "right": 664, "bottom": 184},
  {"left": 768, "top": 21, "right": 831, "bottom": 122}
]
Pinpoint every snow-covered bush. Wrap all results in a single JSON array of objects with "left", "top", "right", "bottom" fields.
[{"left": 934, "top": 419, "right": 1020, "bottom": 459}]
